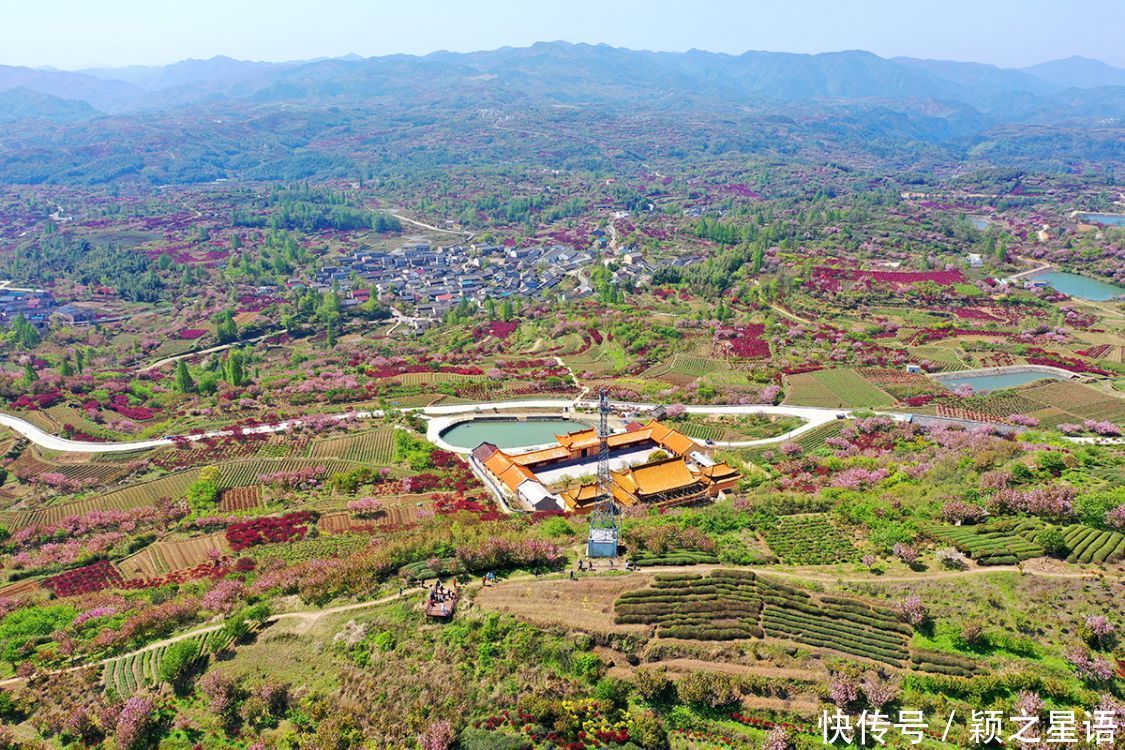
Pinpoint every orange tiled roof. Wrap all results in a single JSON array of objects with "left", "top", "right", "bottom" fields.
[
  {"left": 699, "top": 462, "right": 740, "bottom": 481},
  {"left": 510, "top": 445, "right": 572, "bottom": 465},
  {"left": 483, "top": 451, "right": 536, "bottom": 493},
  {"left": 612, "top": 457, "right": 700, "bottom": 497},
  {"left": 560, "top": 483, "right": 603, "bottom": 512},
  {"left": 554, "top": 420, "right": 696, "bottom": 456}
]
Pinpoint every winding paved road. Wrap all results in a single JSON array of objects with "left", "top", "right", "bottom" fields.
[{"left": 2, "top": 397, "right": 1120, "bottom": 456}]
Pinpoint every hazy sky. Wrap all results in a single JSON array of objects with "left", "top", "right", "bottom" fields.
[{"left": 6, "top": 0, "right": 1124, "bottom": 70}]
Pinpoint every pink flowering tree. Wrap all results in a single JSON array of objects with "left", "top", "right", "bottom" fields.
[
  {"left": 1105, "top": 505, "right": 1125, "bottom": 532},
  {"left": 1082, "top": 615, "right": 1117, "bottom": 650},
  {"left": 762, "top": 726, "right": 793, "bottom": 750},
  {"left": 827, "top": 673, "right": 859, "bottom": 708},
  {"left": 419, "top": 719, "right": 456, "bottom": 750},
  {"left": 894, "top": 595, "right": 927, "bottom": 628},
  {"left": 115, "top": 695, "right": 155, "bottom": 750},
  {"left": 861, "top": 673, "right": 900, "bottom": 709},
  {"left": 893, "top": 543, "right": 920, "bottom": 567},
  {"left": 1067, "top": 647, "right": 1114, "bottom": 684}
]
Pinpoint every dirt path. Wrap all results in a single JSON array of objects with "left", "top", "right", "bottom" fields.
[
  {"left": 0, "top": 589, "right": 422, "bottom": 689},
  {"left": 141, "top": 330, "right": 285, "bottom": 372},
  {"left": 769, "top": 304, "right": 814, "bottom": 326}
]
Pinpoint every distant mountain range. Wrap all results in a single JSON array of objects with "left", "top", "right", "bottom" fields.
[{"left": 0, "top": 43, "right": 1122, "bottom": 124}]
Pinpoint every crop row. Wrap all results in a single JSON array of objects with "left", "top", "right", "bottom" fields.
[
  {"left": 674, "top": 421, "right": 726, "bottom": 442},
  {"left": 1061, "top": 525, "right": 1125, "bottom": 564},
  {"left": 910, "top": 649, "right": 980, "bottom": 678},
  {"left": 762, "top": 514, "right": 859, "bottom": 565},
  {"left": 308, "top": 429, "right": 396, "bottom": 464},
  {"left": 217, "top": 458, "right": 354, "bottom": 489},
  {"left": 614, "top": 571, "right": 909, "bottom": 665},
  {"left": 633, "top": 550, "right": 720, "bottom": 567},
  {"left": 102, "top": 629, "right": 221, "bottom": 696},
  {"left": 922, "top": 523, "right": 1044, "bottom": 564}
]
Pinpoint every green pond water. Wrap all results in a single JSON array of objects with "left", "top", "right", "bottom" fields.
[
  {"left": 1080, "top": 213, "right": 1125, "bottom": 227},
  {"left": 1034, "top": 271, "right": 1124, "bottom": 301},
  {"left": 934, "top": 369, "right": 1066, "bottom": 394},
  {"left": 441, "top": 418, "right": 588, "bottom": 449}
]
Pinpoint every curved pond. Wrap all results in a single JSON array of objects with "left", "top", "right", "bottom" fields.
[
  {"left": 1078, "top": 213, "right": 1125, "bottom": 227},
  {"left": 440, "top": 418, "right": 589, "bottom": 449},
  {"left": 1032, "top": 271, "right": 1124, "bottom": 302},
  {"left": 933, "top": 369, "right": 1067, "bottom": 394}
]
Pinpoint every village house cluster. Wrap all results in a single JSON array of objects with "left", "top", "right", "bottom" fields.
[{"left": 313, "top": 240, "right": 598, "bottom": 318}]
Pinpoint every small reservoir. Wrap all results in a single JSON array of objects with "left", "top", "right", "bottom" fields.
[
  {"left": 1077, "top": 213, "right": 1125, "bottom": 227},
  {"left": 933, "top": 368, "right": 1068, "bottom": 394},
  {"left": 440, "top": 418, "right": 588, "bottom": 449},
  {"left": 1032, "top": 271, "right": 1124, "bottom": 302}
]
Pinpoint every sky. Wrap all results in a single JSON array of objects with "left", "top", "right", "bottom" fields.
[{"left": 5, "top": 0, "right": 1124, "bottom": 71}]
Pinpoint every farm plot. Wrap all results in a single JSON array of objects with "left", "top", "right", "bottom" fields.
[
  {"left": 392, "top": 371, "right": 485, "bottom": 386},
  {"left": 118, "top": 532, "right": 230, "bottom": 579},
  {"left": 612, "top": 571, "right": 911, "bottom": 666},
  {"left": 921, "top": 521, "right": 1045, "bottom": 565},
  {"left": 218, "top": 485, "right": 263, "bottom": 512},
  {"left": 674, "top": 421, "right": 725, "bottom": 442},
  {"left": 103, "top": 629, "right": 224, "bottom": 696},
  {"left": 615, "top": 570, "right": 762, "bottom": 640},
  {"left": 785, "top": 369, "right": 894, "bottom": 408},
  {"left": 216, "top": 458, "right": 354, "bottom": 489},
  {"left": 796, "top": 420, "right": 851, "bottom": 451},
  {"left": 308, "top": 429, "right": 396, "bottom": 464},
  {"left": 955, "top": 392, "right": 1046, "bottom": 421},
  {"left": 1061, "top": 525, "right": 1125, "bottom": 564},
  {"left": 247, "top": 534, "right": 372, "bottom": 563},
  {"left": 1020, "top": 381, "right": 1125, "bottom": 423},
  {"left": 757, "top": 577, "right": 911, "bottom": 667},
  {"left": 762, "top": 514, "right": 859, "bottom": 565},
  {"left": 0, "top": 470, "right": 202, "bottom": 531},
  {"left": 858, "top": 368, "right": 946, "bottom": 400},
  {"left": 907, "top": 346, "right": 968, "bottom": 372}
]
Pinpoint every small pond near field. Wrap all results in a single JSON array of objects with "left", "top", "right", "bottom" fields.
[
  {"left": 932, "top": 369, "right": 1067, "bottom": 394},
  {"left": 440, "top": 418, "right": 588, "bottom": 449},
  {"left": 1078, "top": 213, "right": 1125, "bottom": 227},
  {"left": 1031, "top": 271, "right": 1124, "bottom": 302}
]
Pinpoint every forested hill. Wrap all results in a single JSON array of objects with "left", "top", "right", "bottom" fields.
[{"left": 0, "top": 43, "right": 1122, "bottom": 185}]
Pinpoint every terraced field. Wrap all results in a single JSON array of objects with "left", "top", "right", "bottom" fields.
[
  {"left": 1019, "top": 381, "right": 1125, "bottom": 423},
  {"left": 922, "top": 520, "right": 1046, "bottom": 565},
  {"left": 102, "top": 628, "right": 226, "bottom": 696},
  {"left": 784, "top": 369, "right": 895, "bottom": 408},
  {"left": 762, "top": 514, "right": 859, "bottom": 564},
  {"left": 758, "top": 577, "right": 911, "bottom": 667},
  {"left": 674, "top": 421, "right": 725, "bottom": 442},
  {"left": 908, "top": 346, "right": 968, "bottom": 371},
  {"left": 0, "top": 469, "right": 202, "bottom": 530},
  {"left": 308, "top": 429, "right": 396, "bottom": 464},
  {"left": 1061, "top": 524, "right": 1125, "bottom": 564},
  {"left": 392, "top": 371, "right": 485, "bottom": 386},
  {"left": 118, "top": 532, "right": 231, "bottom": 579},
  {"left": 218, "top": 485, "right": 263, "bottom": 512},
  {"left": 614, "top": 571, "right": 911, "bottom": 666},
  {"left": 796, "top": 420, "right": 850, "bottom": 451},
  {"left": 216, "top": 458, "right": 355, "bottom": 488}
]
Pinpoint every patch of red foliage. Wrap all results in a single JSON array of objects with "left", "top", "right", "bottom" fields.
[
  {"left": 10, "top": 391, "right": 64, "bottom": 410},
  {"left": 474, "top": 320, "right": 519, "bottom": 340},
  {"left": 176, "top": 328, "right": 208, "bottom": 340},
  {"left": 723, "top": 324, "right": 770, "bottom": 358},
  {"left": 810, "top": 267, "right": 967, "bottom": 294},
  {"left": 1025, "top": 348, "right": 1110, "bottom": 376},
  {"left": 43, "top": 560, "right": 123, "bottom": 597},
  {"left": 225, "top": 511, "right": 315, "bottom": 551}
]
